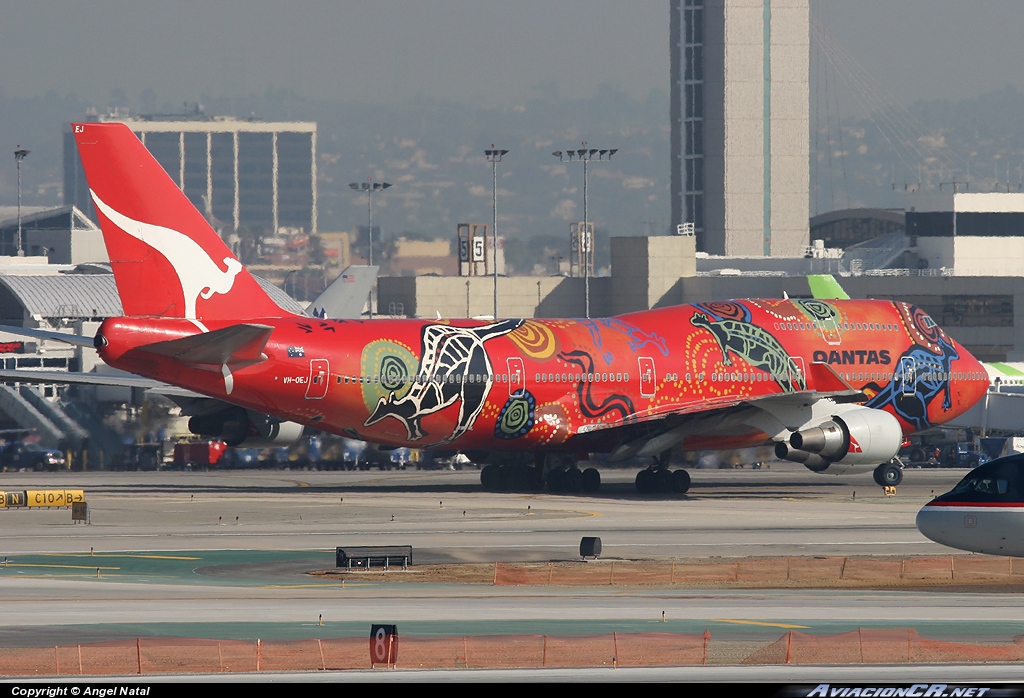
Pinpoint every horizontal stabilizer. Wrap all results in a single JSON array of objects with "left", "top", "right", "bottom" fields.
[
  {"left": 137, "top": 323, "right": 273, "bottom": 368},
  {"left": 0, "top": 324, "right": 95, "bottom": 348}
]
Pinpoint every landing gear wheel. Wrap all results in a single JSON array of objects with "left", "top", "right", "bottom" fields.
[
  {"left": 565, "top": 467, "right": 583, "bottom": 492},
  {"left": 654, "top": 468, "right": 675, "bottom": 493},
  {"left": 873, "top": 463, "right": 903, "bottom": 487},
  {"left": 635, "top": 468, "right": 655, "bottom": 494},
  {"left": 480, "top": 464, "right": 499, "bottom": 491},
  {"left": 581, "top": 467, "right": 601, "bottom": 493},
  {"left": 672, "top": 469, "right": 691, "bottom": 494},
  {"left": 506, "top": 463, "right": 536, "bottom": 492},
  {"left": 548, "top": 467, "right": 584, "bottom": 493}
]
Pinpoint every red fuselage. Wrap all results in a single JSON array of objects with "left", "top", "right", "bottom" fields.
[{"left": 96, "top": 298, "right": 988, "bottom": 454}]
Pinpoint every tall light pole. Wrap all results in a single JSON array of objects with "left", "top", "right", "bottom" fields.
[
  {"left": 349, "top": 179, "right": 391, "bottom": 319},
  {"left": 553, "top": 143, "right": 616, "bottom": 318},
  {"left": 349, "top": 179, "right": 391, "bottom": 266},
  {"left": 485, "top": 146, "right": 508, "bottom": 318},
  {"left": 14, "top": 146, "right": 29, "bottom": 257}
]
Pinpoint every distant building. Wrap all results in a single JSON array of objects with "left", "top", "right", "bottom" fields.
[
  {"left": 64, "top": 112, "right": 317, "bottom": 236},
  {"left": 315, "top": 232, "right": 352, "bottom": 269},
  {"left": 0, "top": 205, "right": 106, "bottom": 264},
  {"left": 388, "top": 237, "right": 457, "bottom": 277},
  {"left": 907, "top": 192, "right": 1024, "bottom": 275},
  {"left": 379, "top": 234, "right": 1024, "bottom": 363},
  {"left": 670, "top": 0, "right": 810, "bottom": 256},
  {"left": 809, "top": 208, "right": 905, "bottom": 249}
]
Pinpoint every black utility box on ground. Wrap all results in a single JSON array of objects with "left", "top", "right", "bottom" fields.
[
  {"left": 580, "top": 536, "right": 602, "bottom": 559},
  {"left": 336, "top": 546, "right": 413, "bottom": 570}
]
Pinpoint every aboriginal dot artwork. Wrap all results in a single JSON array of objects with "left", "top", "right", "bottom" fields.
[{"left": 495, "top": 391, "right": 536, "bottom": 439}]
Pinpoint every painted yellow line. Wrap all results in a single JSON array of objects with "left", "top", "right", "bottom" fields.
[
  {"left": 710, "top": 619, "right": 809, "bottom": 629},
  {"left": 0, "top": 563, "right": 120, "bottom": 570},
  {"left": 262, "top": 583, "right": 374, "bottom": 589},
  {"left": 0, "top": 574, "right": 128, "bottom": 579},
  {"left": 123, "top": 554, "right": 200, "bottom": 560},
  {"left": 38, "top": 554, "right": 200, "bottom": 561}
]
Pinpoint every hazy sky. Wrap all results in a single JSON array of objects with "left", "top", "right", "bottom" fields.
[
  {"left": 4, "top": 1, "right": 1024, "bottom": 112},
  {"left": 1, "top": 1, "right": 666, "bottom": 107}
]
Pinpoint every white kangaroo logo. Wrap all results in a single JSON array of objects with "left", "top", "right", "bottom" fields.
[{"left": 91, "top": 191, "right": 243, "bottom": 319}]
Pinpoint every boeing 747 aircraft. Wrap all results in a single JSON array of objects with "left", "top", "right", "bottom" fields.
[{"left": 0, "top": 123, "right": 990, "bottom": 494}]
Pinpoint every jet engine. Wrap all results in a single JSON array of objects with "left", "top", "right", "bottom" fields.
[
  {"left": 776, "top": 407, "right": 903, "bottom": 471},
  {"left": 188, "top": 406, "right": 305, "bottom": 447}
]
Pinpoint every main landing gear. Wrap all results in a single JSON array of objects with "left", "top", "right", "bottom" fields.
[
  {"left": 872, "top": 461, "right": 903, "bottom": 487},
  {"left": 480, "top": 454, "right": 600, "bottom": 493},
  {"left": 546, "top": 465, "right": 601, "bottom": 493},
  {"left": 635, "top": 450, "right": 691, "bottom": 494},
  {"left": 635, "top": 467, "right": 691, "bottom": 494},
  {"left": 480, "top": 462, "right": 540, "bottom": 492}
]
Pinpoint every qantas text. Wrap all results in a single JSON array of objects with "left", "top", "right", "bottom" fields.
[{"left": 812, "top": 349, "right": 891, "bottom": 365}]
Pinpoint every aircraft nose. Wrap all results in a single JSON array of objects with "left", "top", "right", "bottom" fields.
[
  {"left": 916, "top": 501, "right": 987, "bottom": 555},
  {"left": 915, "top": 502, "right": 951, "bottom": 548}
]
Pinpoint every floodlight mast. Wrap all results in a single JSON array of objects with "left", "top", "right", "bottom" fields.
[
  {"left": 552, "top": 144, "right": 616, "bottom": 318},
  {"left": 485, "top": 146, "right": 509, "bottom": 318},
  {"left": 15, "top": 146, "right": 29, "bottom": 257},
  {"left": 349, "top": 178, "right": 391, "bottom": 319}
]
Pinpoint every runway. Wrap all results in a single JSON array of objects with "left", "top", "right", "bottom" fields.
[
  {"left": 0, "top": 464, "right": 1020, "bottom": 680},
  {"left": 0, "top": 465, "right": 965, "bottom": 559}
]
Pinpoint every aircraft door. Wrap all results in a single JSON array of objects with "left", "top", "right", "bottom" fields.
[
  {"left": 814, "top": 316, "right": 842, "bottom": 346},
  {"left": 638, "top": 356, "right": 656, "bottom": 398},
  {"left": 897, "top": 356, "right": 916, "bottom": 397},
  {"left": 305, "top": 359, "right": 330, "bottom": 400},
  {"left": 507, "top": 357, "right": 525, "bottom": 396},
  {"left": 789, "top": 356, "right": 806, "bottom": 389}
]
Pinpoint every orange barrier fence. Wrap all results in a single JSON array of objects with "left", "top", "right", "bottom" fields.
[
  {"left": 491, "top": 556, "right": 1024, "bottom": 587},
  {"left": 3, "top": 628, "right": 1022, "bottom": 676},
  {"left": 0, "top": 632, "right": 710, "bottom": 676},
  {"left": 744, "top": 628, "right": 1024, "bottom": 665}
]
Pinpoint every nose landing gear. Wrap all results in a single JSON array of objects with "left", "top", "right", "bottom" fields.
[{"left": 873, "top": 461, "right": 903, "bottom": 487}]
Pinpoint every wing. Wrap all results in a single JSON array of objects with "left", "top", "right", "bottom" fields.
[
  {"left": 0, "top": 369, "right": 198, "bottom": 395},
  {"left": 0, "top": 324, "right": 96, "bottom": 348},
  {"left": 580, "top": 363, "right": 862, "bottom": 461},
  {"left": 0, "top": 368, "right": 249, "bottom": 424}
]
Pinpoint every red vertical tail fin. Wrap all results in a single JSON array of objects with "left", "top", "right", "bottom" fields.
[{"left": 72, "top": 122, "right": 291, "bottom": 320}]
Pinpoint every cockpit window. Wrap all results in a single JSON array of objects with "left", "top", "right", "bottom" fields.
[
  {"left": 951, "top": 477, "right": 1009, "bottom": 495},
  {"left": 937, "top": 456, "right": 1024, "bottom": 503}
]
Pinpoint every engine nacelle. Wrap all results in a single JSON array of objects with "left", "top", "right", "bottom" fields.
[
  {"left": 789, "top": 407, "right": 902, "bottom": 466},
  {"left": 188, "top": 406, "right": 305, "bottom": 447},
  {"left": 773, "top": 442, "right": 830, "bottom": 472}
]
